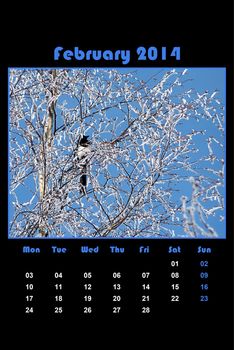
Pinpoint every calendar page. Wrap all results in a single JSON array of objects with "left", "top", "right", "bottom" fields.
[{"left": 0, "top": 4, "right": 233, "bottom": 346}]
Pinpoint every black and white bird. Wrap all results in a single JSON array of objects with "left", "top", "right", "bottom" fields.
[{"left": 76, "top": 135, "right": 91, "bottom": 194}]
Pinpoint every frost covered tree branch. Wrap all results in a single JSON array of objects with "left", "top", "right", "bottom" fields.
[{"left": 9, "top": 68, "right": 225, "bottom": 238}]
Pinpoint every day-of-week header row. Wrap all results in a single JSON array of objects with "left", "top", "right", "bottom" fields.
[{"left": 22, "top": 245, "right": 212, "bottom": 254}]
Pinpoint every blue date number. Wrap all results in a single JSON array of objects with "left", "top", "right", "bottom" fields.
[{"left": 137, "top": 46, "right": 180, "bottom": 61}]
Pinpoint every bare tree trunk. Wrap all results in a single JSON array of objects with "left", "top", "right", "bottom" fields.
[{"left": 38, "top": 69, "right": 57, "bottom": 236}]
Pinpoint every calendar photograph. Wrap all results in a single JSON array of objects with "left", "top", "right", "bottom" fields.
[{"left": 8, "top": 67, "right": 225, "bottom": 239}]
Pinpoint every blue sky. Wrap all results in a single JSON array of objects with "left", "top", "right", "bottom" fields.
[{"left": 8, "top": 68, "right": 226, "bottom": 239}]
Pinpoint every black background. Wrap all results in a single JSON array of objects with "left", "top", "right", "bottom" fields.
[{"left": 0, "top": 3, "right": 233, "bottom": 347}]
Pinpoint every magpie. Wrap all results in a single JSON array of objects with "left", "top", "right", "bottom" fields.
[{"left": 76, "top": 135, "right": 91, "bottom": 194}]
